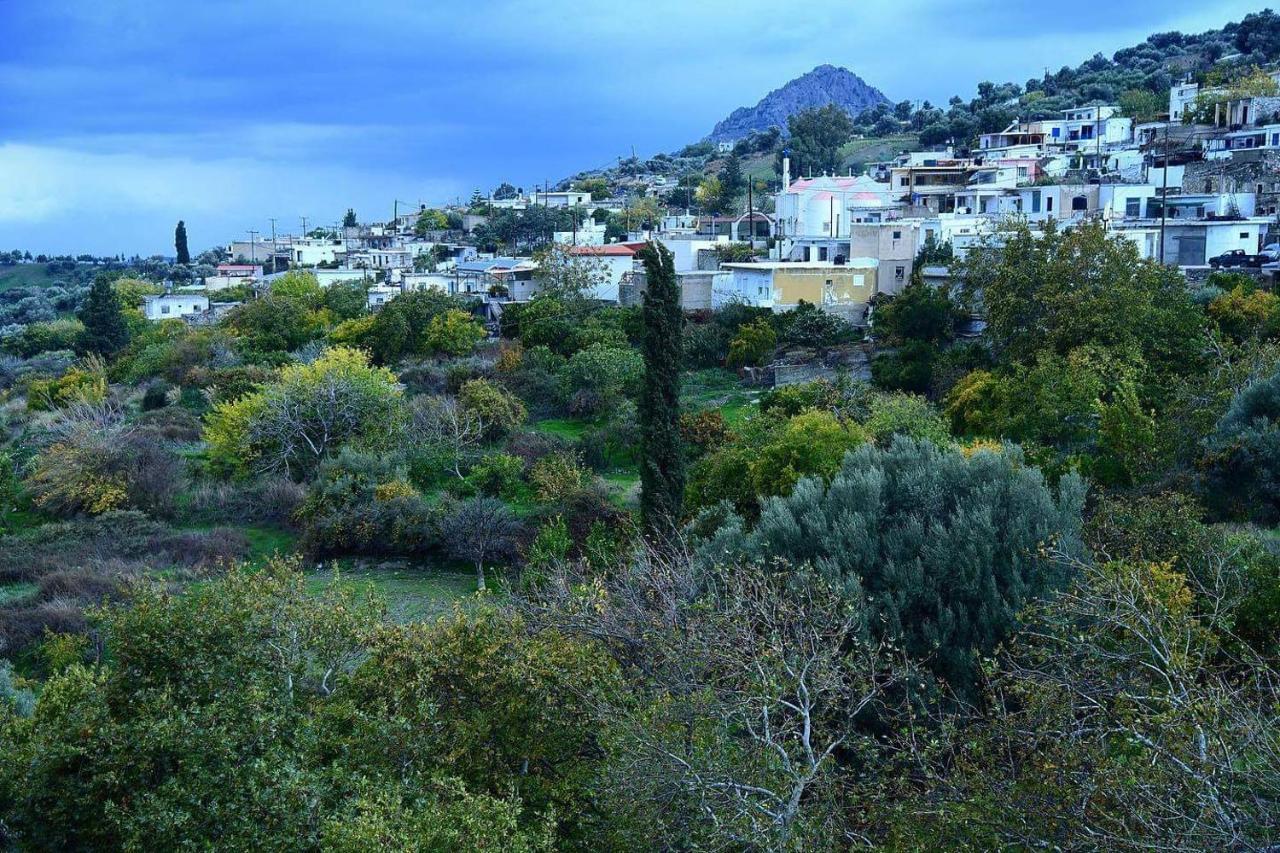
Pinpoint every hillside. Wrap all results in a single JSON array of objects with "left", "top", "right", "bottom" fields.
[{"left": 706, "top": 64, "right": 889, "bottom": 143}]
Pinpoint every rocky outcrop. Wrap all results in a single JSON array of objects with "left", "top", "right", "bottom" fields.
[{"left": 707, "top": 65, "right": 889, "bottom": 143}]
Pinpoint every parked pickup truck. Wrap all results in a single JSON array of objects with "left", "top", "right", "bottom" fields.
[{"left": 1209, "top": 249, "right": 1268, "bottom": 269}]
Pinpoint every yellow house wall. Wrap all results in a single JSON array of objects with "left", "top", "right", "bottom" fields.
[{"left": 772, "top": 267, "right": 877, "bottom": 307}]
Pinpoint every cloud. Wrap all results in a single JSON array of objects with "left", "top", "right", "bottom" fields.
[
  {"left": 0, "top": 0, "right": 1268, "bottom": 253},
  {"left": 0, "top": 140, "right": 463, "bottom": 254}
]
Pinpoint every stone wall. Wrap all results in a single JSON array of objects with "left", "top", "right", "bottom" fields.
[{"left": 1184, "top": 151, "right": 1280, "bottom": 217}]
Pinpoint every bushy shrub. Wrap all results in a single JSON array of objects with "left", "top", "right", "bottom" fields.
[
  {"left": 458, "top": 378, "right": 526, "bottom": 440},
  {"left": 26, "top": 364, "right": 107, "bottom": 411},
  {"left": 1, "top": 318, "right": 84, "bottom": 358},
  {"left": 726, "top": 318, "right": 777, "bottom": 368},
  {"left": 559, "top": 344, "right": 643, "bottom": 405},
  {"left": 506, "top": 431, "right": 569, "bottom": 469},
  {"left": 184, "top": 477, "right": 306, "bottom": 527},
  {"left": 26, "top": 428, "right": 184, "bottom": 519},
  {"left": 681, "top": 321, "right": 730, "bottom": 369},
  {"left": 871, "top": 339, "right": 937, "bottom": 394},
  {"left": 529, "top": 450, "right": 588, "bottom": 504},
  {"left": 776, "top": 301, "right": 858, "bottom": 351},
  {"left": 1203, "top": 368, "right": 1280, "bottom": 522},
  {"left": 425, "top": 309, "right": 486, "bottom": 356},
  {"left": 862, "top": 393, "right": 952, "bottom": 447},
  {"left": 750, "top": 410, "right": 867, "bottom": 498},
  {"left": 134, "top": 406, "right": 203, "bottom": 443},
  {"left": 141, "top": 380, "right": 170, "bottom": 411},
  {"left": 679, "top": 410, "right": 733, "bottom": 459},
  {"left": 296, "top": 450, "right": 440, "bottom": 557},
  {"left": 698, "top": 438, "right": 1087, "bottom": 693},
  {"left": 0, "top": 512, "right": 249, "bottom": 654},
  {"left": 466, "top": 453, "right": 524, "bottom": 499}
]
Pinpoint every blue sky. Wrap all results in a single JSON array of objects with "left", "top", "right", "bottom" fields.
[{"left": 0, "top": 0, "right": 1267, "bottom": 256}]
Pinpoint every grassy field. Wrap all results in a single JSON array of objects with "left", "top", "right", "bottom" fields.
[
  {"left": 682, "top": 368, "right": 760, "bottom": 427},
  {"left": 0, "top": 264, "right": 61, "bottom": 292},
  {"left": 530, "top": 417, "right": 592, "bottom": 440},
  {"left": 306, "top": 562, "right": 478, "bottom": 623},
  {"left": 837, "top": 134, "right": 921, "bottom": 170}
]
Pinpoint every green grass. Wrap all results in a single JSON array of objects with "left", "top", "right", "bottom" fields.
[
  {"left": 306, "top": 562, "right": 478, "bottom": 623},
  {"left": 178, "top": 523, "right": 299, "bottom": 564},
  {"left": 0, "top": 581, "right": 37, "bottom": 606},
  {"left": 0, "top": 264, "right": 59, "bottom": 292},
  {"left": 838, "top": 134, "right": 921, "bottom": 169},
  {"left": 681, "top": 368, "right": 760, "bottom": 427},
  {"left": 241, "top": 526, "right": 300, "bottom": 561},
  {"left": 531, "top": 417, "right": 592, "bottom": 440}
]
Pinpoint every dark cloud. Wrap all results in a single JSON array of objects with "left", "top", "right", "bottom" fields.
[{"left": 0, "top": 0, "right": 1264, "bottom": 253}]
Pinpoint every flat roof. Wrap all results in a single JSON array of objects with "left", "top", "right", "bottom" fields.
[{"left": 722, "top": 259, "right": 878, "bottom": 270}]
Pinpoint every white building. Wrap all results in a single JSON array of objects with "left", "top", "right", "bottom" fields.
[
  {"left": 567, "top": 243, "right": 645, "bottom": 302},
  {"left": 204, "top": 263, "right": 262, "bottom": 291},
  {"left": 289, "top": 237, "right": 346, "bottom": 267},
  {"left": 143, "top": 293, "right": 209, "bottom": 321},
  {"left": 366, "top": 285, "right": 401, "bottom": 309}
]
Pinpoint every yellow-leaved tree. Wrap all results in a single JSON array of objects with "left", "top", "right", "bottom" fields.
[{"left": 204, "top": 346, "right": 404, "bottom": 479}]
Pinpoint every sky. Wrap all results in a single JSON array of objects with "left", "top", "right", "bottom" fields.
[{"left": 0, "top": 0, "right": 1269, "bottom": 256}]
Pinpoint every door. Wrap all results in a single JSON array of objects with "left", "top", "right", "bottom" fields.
[{"left": 1176, "top": 235, "right": 1206, "bottom": 266}]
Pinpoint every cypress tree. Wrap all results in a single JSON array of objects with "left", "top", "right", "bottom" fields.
[
  {"left": 78, "top": 274, "right": 130, "bottom": 358},
  {"left": 637, "top": 241, "right": 685, "bottom": 532},
  {"left": 721, "top": 152, "right": 743, "bottom": 196},
  {"left": 174, "top": 220, "right": 190, "bottom": 265}
]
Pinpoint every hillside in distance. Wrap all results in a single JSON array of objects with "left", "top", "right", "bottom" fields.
[{"left": 706, "top": 64, "right": 890, "bottom": 142}]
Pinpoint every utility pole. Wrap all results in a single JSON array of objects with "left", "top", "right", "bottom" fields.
[
  {"left": 1158, "top": 123, "right": 1170, "bottom": 265},
  {"left": 747, "top": 177, "right": 754, "bottom": 250},
  {"left": 247, "top": 229, "right": 259, "bottom": 266},
  {"left": 268, "top": 218, "right": 278, "bottom": 274},
  {"left": 300, "top": 216, "right": 309, "bottom": 237}
]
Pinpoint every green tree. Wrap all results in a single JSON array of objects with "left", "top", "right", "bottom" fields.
[
  {"left": 1205, "top": 367, "right": 1280, "bottom": 522},
  {"left": 749, "top": 410, "right": 867, "bottom": 497},
  {"left": 726, "top": 317, "right": 777, "bottom": 367},
  {"left": 571, "top": 177, "right": 610, "bottom": 201},
  {"left": 636, "top": 241, "right": 685, "bottom": 532},
  {"left": 695, "top": 175, "right": 727, "bottom": 215},
  {"left": 458, "top": 378, "right": 527, "bottom": 439},
  {"left": 174, "top": 220, "right": 190, "bottom": 265},
  {"left": 698, "top": 438, "right": 1086, "bottom": 694},
  {"left": 204, "top": 346, "right": 404, "bottom": 478},
  {"left": 269, "top": 269, "right": 323, "bottom": 306},
  {"left": 77, "top": 274, "right": 130, "bottom": 358},
  {"left": 225, "top": 295, "right": 311, "bottom": 354},
  {"left": 365, "top": 289, "right": 457, "bottom": 363},
  {"left": 720, "top": 152, "right": 743, "bottom": 197},
  {"left": 343, "top": 208, "right": 358, "bottom": 227},
  {"left": 873, "top": 277, "right": 957, "bottom": 346},
  {"left": 782, "top": 104, "right": 854, "bottom": 177},
  {"left": 424, "top": 309, "right": 485, "bottom": 356},
  {"left": 413, "top": 208, "right": 449, "bottom": 236}
]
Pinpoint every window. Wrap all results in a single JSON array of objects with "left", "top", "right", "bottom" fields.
[
  {"left": 899, "top": 177, "right": 909, "bottom": 187},
  {"left": 1125, "top": 198, "right": 1141, "bottom": 218},
  {"left": 895, "top": 265, "right": 905, "bottom": 282},
  {"left": 892, "top": 230, "right": 901, "bottom": 240},
  {"left": 1072, "top": 195, "right": 1088, "bottom": 212},
  {"left": 819, "top": 247, "right": 828, "bottom": 261},
  {"left": 161, "top": 305, "right": 170, "bottom": 315},
  {"left": 852, "top": 274, "right": 865, "bottom": 288},
  {"left": 1031, "top": 190, "right": 1041, "bottom": 213},
  {"left": 1242, "top": 232, "right": 1250, "bottom": 240}
]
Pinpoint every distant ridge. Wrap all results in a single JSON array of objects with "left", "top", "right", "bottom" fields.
[{"left": 706, "top": 64, "right": 890, "bottom": 143}]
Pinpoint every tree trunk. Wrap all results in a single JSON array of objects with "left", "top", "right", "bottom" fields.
[{"left": 476, "top": 561, "right": 486, "bottom": 592}]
